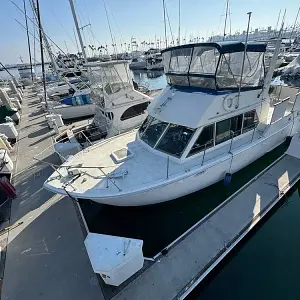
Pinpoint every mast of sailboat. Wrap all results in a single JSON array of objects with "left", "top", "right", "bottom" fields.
[
  {"left": 23, "top": 0, "right": 34, "bottom": 81},
  {"left": 178, "top": 0, "right": 181, "bottom": 45},
  {"left": 290, "top": 6, "right": 300, "bottom": 41},
  {"left": 103, "top": 0, "right": 117, "bottom": 59},
  {"left": 275, "top": 9, "right": 281, "bottom": 36},
  {"left": 223, "top": 0, "right": 230, "bottom": 41},
  {"left": 163, "top": 0, "right": 167, "bottom": 48},
  {"left": 33, "top": 8, "right": 37, "bottom": 74},
  {"left": 35, "top": 0, "right": 47, "bottom": 107},
  {"left": 28, "top": 0, "right": 58, "bottom": 74},
  {"left": 68, "top": 0, "right": 88, "bottom": 64}
]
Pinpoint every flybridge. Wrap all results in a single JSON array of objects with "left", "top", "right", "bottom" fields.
[{"left": 161, "top": 41, "right": 267, "bottom": 92}]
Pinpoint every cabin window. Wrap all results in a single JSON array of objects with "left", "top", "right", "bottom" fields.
[
  {"left": 242, "top": 110, "right": 258, "bottom": 133},
  {"left": 156, "top": 124, "right": 195, "bottom": 157},
  {"left": 188, "top": 124, "right": 214, "bottom": 157},
  {"left": 140, "top": 118, "right": 168, "bottom": 147},
  {"left": 120, "top": 102, "right": 149, "bottom": 121},
  {"left": 169, "top": 75, "right": 189, "bottom": 86},
  {"left": 189, "top": 77, "right": 216, "bottom": 89},
  {"left": 215, "top": 114, "right": 243, "bottom": 145}
]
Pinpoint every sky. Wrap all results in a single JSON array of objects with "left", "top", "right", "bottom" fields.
[{"left": 0, "top": 0, "right": 299, "bottom": 64}]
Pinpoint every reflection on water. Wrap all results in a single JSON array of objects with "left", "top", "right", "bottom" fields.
[{"left": 131, "top": 70, "right": 167, "bottom": 91}]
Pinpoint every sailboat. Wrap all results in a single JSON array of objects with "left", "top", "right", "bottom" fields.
[{"left": 44, "top": 40, "right": 300, "bottom": 206}]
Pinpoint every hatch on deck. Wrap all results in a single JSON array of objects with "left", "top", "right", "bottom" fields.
[{"left": 111, "top": 148, "right": 134, "bottom": 163}]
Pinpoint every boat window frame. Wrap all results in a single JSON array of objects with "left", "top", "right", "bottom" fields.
[
  {"left": 154, "top": 124, "right": 196, "bottom": 158},
  {"left": 120, "top": 101, "right": 150, "bottom": 121},
  {"left": 186, "top": 109, "right": 259, "bottom": 159}
]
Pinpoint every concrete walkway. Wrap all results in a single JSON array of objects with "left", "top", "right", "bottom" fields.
[{"left": 1, "top": 89, "right": 104, "bottom": 300}]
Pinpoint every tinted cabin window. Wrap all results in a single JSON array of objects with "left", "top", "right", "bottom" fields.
[
  {"left": 188, "top": 124, "right": 214, "bottom": 157},
  {"left": 120, "top": 102, "right": 149, "bottom": 121},
  {"left": 140, "top": 118, "right": 168, "bottom": 147},
  {"left": 243, "top": 110, "right": 258, "bottom": 133},
  {"left": 215, "top": 114, "right": 243, "bottom": 145},
  {"left": 156, "top": 124, "right": 195, "bottom": 158}
]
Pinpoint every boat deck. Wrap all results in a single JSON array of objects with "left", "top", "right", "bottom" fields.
[
  {"left": 1, "top": 88, "right": 104, "bottom": 300},
  {"left": 46, "top": 125, "right": 263, "bottom": 198},
  {"left": 111, "top": 153, "right": 300, "bottom": 300}
]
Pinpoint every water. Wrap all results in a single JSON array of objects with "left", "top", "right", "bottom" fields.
[
  {"left": 0, "top": 68, "right": 22, "bottom": 81},
  {"left": 188, "top": 181, "right": 300, "bottom": 300},
  {"left": 79, "top": 143, "right": 288, "bottom": 257}
]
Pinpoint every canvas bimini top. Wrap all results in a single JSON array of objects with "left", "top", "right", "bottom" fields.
[{"left": 161, "top": 41, "right": 267, "bottom": 92}]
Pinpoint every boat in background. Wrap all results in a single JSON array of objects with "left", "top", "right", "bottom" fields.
[{"left": 52, "top": 60, "right": 152, "bottom": 158}]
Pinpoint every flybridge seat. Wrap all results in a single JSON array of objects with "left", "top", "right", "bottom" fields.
[{"left": 161, "top": 41, "right": 267, "bottom": 93}]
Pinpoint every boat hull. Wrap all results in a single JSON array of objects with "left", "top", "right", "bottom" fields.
[
  {"left": 73, "top": 122, "right": 293, "bottom": 206},
  {"left": 50, "top": 104, "right": 96, "bottom": 119}
]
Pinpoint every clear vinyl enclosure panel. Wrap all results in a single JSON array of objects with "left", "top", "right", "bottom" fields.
[
  {"left": 162, "top": 43, "right": 266, "bottom": 90},
  {"left": 88, "top": 62, "right": 132, "bottom": 95}
]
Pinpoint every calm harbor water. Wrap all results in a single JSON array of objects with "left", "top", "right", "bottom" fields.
[{"left": 188, "top": 181, "right": 300, "bottom": 300}]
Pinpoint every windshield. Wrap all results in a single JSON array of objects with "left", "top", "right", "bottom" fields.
[{"left": 139, "top": 116, "right": 196, "bottom": 158}]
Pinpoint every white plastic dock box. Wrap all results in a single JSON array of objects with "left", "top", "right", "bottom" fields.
[{"left": 84, "top": 233, "right": 144, "bottom": 286}]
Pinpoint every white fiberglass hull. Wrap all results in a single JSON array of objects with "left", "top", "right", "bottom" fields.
[
  {"left": 50, "top": 104, "right": 96, "bottom": 120},
  {"left": 48, "top": 120, "right": 295, "bottom": 206}
]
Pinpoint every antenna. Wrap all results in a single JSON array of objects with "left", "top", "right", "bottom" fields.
[
  {"left": 178, "top": 0, "right": 181, "bottom": 45},
  {"left": 223, "top": 0, "right": 230, "bottom": 41},
  {"left": 237, "top": 12, "right": 252, "bottom": 103}
]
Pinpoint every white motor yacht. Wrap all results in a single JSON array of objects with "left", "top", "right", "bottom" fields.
[{"left": 44, "top": 41, "right": 300, "bottom": 206}]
